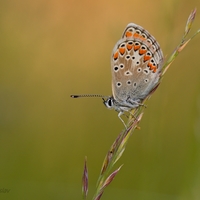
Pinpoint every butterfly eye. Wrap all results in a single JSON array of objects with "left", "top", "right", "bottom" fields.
[
  {"left": 108, "top": 99, "right": 113, "bottom": 107},
  {"left": 104, "top": 98, "right": 113, "bottom": 109}
]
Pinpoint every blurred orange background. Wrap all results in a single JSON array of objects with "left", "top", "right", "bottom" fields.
[{"left": 1, "top": 0, "right": 200, "bottom": 199}]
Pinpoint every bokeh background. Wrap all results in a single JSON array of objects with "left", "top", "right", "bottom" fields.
[{"left": 1, "top": 0, "right": 200, "bottom": 199}]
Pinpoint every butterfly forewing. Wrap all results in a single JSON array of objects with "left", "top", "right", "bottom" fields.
[{"left": 111, "top": 23, "right": 164, "bottom": 106}]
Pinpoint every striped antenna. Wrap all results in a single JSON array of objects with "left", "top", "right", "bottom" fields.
[{"left": 70, "top": 94, "right": 108, "bottom": 98}]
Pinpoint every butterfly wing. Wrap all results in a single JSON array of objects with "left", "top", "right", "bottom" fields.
[{"left": 111, "top": 23, "right": 163, "bottom": 106}]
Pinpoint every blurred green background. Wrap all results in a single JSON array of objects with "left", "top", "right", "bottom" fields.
[{"left": 0, "top": 0, "right": 200, "bottom": 199}]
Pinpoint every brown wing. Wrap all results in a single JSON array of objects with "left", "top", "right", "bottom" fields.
[{"left": 111, "top": 23, "right": 163, "bottom": 103}]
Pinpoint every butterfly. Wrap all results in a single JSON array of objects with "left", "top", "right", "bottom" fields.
[{"left": 71, "top": 23, "right": 163, "bottom": 128}]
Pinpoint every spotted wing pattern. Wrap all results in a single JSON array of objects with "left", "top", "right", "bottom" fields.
[{"left": 111, "top": 23, "right": 164, "bottom": 107}]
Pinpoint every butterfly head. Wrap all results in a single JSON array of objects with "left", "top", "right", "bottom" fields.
[{"left": 102, "top": 97, "right": 114, "bottom": 110}]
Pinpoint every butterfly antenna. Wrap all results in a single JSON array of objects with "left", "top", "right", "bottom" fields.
[{"left": 70, "top": 94, "right": 108, "bottom": 98}]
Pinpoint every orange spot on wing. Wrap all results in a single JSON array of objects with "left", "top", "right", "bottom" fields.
[
  {"left": 134, "top": 33, "right": 146, "bottom": 41},
  {"left": 148, "top": 63, "right": 157, "bottom": 72},
  {"left": 133, "top": 32, "right": 140, "bottom": 38},
  {"left": 126, "top": 31, "right": 133, "bottom": 37},
  {"left": 119, "top": 47, "right": 125, "bottom": 55},
  {"left": 134, "top": 44, "right": 140, "bottom": 51},
  {"left": 148, "top": 62, "right": 152, "bottom": 68},
  {"left": 139, "top": 35, "right": 146, "bottom": 41},
  {"left": 139, "top": 49, "right": 147, "bottom": 55},
  {"left": 153, "top": 68, "right": 157, "bottom": 73},
  {"left": 143, "top": 55, "right": 151, "bottom": 62},
  {"left": 126, "top": 43, "right": 133, "bottom": 50},
  {"left": 113, "top": 51, "right": 119, "bottom": 60},
  {"left": 148, "top": 63, "right": 154, "bottom": 69}
]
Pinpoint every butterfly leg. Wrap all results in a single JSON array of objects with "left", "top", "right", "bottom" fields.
[
  {"left": 127, "top": 97, "right": 147, "bottom": 108},
  {"left": 118, "top": 112, "right": 127, "bottom": 129},
  {"left": 138, "top": 103, "right": 147, "bottom": 108},
  {"left": 123, "top": 111, "right": 136, "bottom": 120},
  {"left": 123, "top": 113, "right": 129, "bottom": 118},
  {"left": 128, "top": 111, "right": 141, "bottom": 125},
  {"left": 128, "top": 111, "right": 137, "bottom": 119}
]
